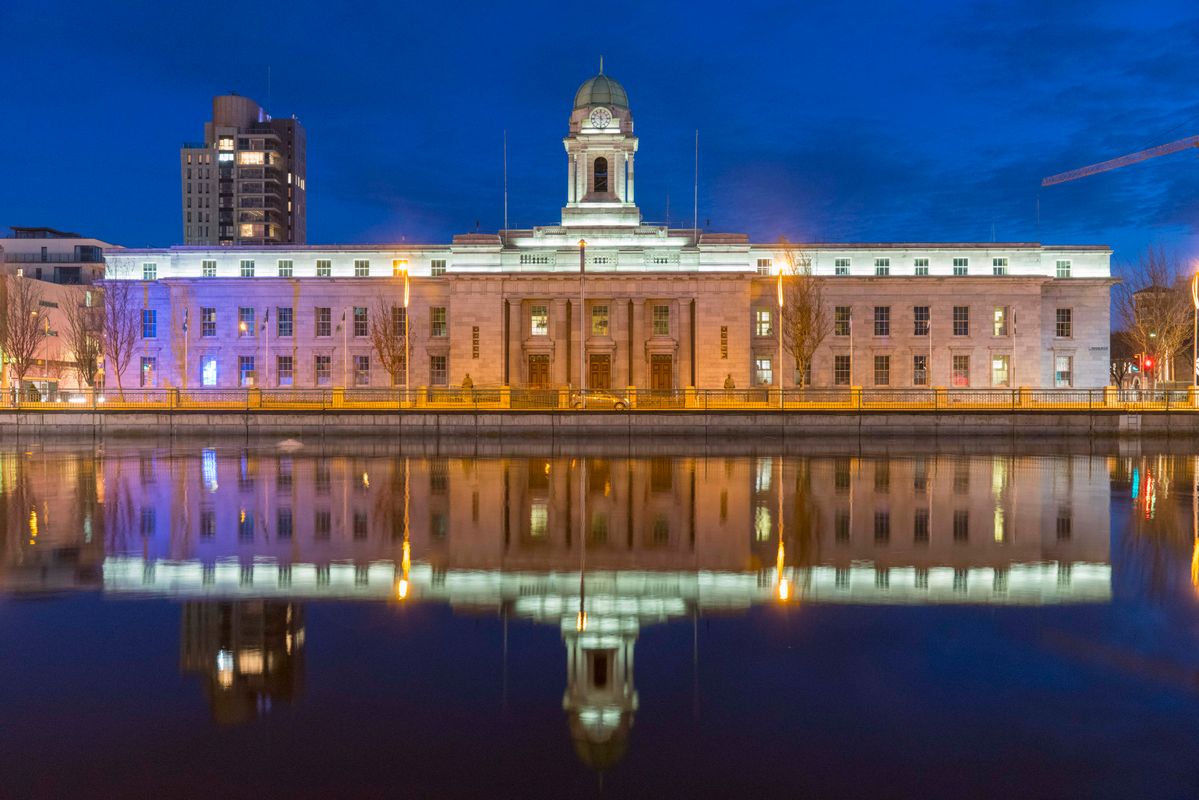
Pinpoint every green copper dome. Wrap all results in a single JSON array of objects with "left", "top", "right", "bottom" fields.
[{"left": 573, "top": 73, "right": 629, "bottom": 110}]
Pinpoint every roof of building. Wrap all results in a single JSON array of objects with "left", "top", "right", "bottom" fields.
[
  {"left": 6, "top": 226, "right": 83, "bottom": 239},
  {"left": 574, "top": 73, "right": 629, "bottom": 110}
]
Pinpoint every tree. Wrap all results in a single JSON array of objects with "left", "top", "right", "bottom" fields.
[
  {"left": 63, "top": 286, "right": 105, "bottom": 388},
  {"left": 1110, "top": 330, "right": 1135, "bottom": 387},
  {"left": 1114, "top": 247, "right": 1191, "bottom": 384},
  {"left": 101, "top": 279, "right": 140, "bottom": 395},
  {"left": 1, "top": 276, "right": 50, "bottom": 389},
  {"left": 369, "top": 298, "right": 408, "bottom": 386},
  {"left": 777, "top": 238, "right": 832, "bottom": 388}
]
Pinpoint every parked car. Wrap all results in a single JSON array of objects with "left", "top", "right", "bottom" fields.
[{"left": 571, "top": 390, "right": 629, "bottom": 410}]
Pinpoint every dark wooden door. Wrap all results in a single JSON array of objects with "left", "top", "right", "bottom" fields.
[
  {"left": 589, "top": 354, "right": 611, "bottom": 390},
  {"left": 650, "top": 355, "right": 673, "bottom": 391},
  {"left": 528, "top": 355, "right": 550, "bottom": 388}
]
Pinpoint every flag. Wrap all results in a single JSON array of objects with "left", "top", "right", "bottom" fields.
[{"left": 182, "top": 307, "right": 188, "bottom": 334}]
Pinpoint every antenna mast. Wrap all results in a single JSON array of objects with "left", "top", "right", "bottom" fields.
[
  {"left": 503, "top": 130, "right": 508, "bottom": 244},
  {"left": 693, "top": 129, "right": 699, "bottom": 243}
]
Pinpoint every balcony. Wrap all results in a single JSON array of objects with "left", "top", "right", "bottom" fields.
[{"left": 4, "top": 251, "right": 104, "bottom": 264}]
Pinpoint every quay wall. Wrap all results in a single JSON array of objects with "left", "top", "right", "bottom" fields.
[{"left": 0, "top": 409, "right": 1191, "bottom": 438}]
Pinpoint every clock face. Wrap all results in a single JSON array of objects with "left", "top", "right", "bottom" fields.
[{"left": 589, "top": 107, "right": 612, "bottom": 129}]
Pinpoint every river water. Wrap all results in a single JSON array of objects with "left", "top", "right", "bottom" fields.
[{"left": 2, "top": 440, "right": 1198, "bottom": 798}]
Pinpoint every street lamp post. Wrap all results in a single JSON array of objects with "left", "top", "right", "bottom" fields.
[{"left": 579, "top": 239, "right": 586, "bottom": 408}]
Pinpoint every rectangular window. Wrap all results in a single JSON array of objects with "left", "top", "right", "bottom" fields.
[
  {"left": 238, "top": 307, "right": 255, "bottom": 336},
  {"left": 392, "top": 258, "right": 408, "bottom": 276},
  {"left": 140, "top": 356, "right": 157, "bottom": 387},
  {"left": 431, "top": 307, "right": 447, "bottom": 337},
  {"left": 201, "top": 259, "right": 216, "bottom": 278},
  {"left": 316, "top": 307, "right": 331, "bottom": 337},
  {"left": 143, "top": 262, "right": 157, "bottom": 280},
  {"left": 914, "top": 508, "right": 930, "bottom": 543},
  {"left": 914, "top": 257, "right": 929, "bottom": 276},
  {"left": 353, "top": 307, "right": 368, "bottom": 337},
  {"left": 914, "top": 306, "right": 930, "bottom": 336},
  {"left": 834, "top": 257, "right": 850, "bottom": 276},
  {"left": 991, "top": 354, "right": 1010, "bottom": 387},
  {"left": 952, "top": 355, "right": 970, "bottom": 387},
  {"left": 141, "top": 309, "right": 156, "bottom": 338},
  {"left": 530, "top": 305, "right": 549, "bottom": 336},
  {"left": 873, "top": 306, "right": 890, "bottom": 337},
  {"left": 201, "top": 307, "right": 216, "bottom": 337},
  {"left": 277, "top": 508, "right": 293, "bottom": 540},
  {"left": 1055, "top": 355, "right": 1073, "bottom": 388},
  {"left": 755, "top": 309, "right": 773, "bottom": 337},
  {"left": 1056, "top": 308, "right": 1072, "bottom": 338},
  {"left": 430, "top": 354, "right": 448, "bottom": 386},
  {"left": 953, "top": 510, "right": 969, "bottom": 542},
  {"left": 277, "top": 259, "right": 293, "bottom": 277},
  {"left": 874, "top": 355, "right": 890, "bottom": 386},
  {"left": 953, "top": 257, "right": 969, "bottom": 276},
  {"left": 992, "top": 257, "right": 1008, "bottom": 276},
  {"left": 756, "top": 258, "right": 773, "bottom": 275},
  {"left": 953, "top": 306, "right": 969, "bottom": 336},
  {"left": 834, "top": 355, "right": 852, "bottom": 386},
  {"left": 652, "top": 305, "right": 670, "bottom": 336},
  {"left": 201, "top": 355, "right": 217, "bottom": 387},
  {"left": 354, "top": 259, "right": 370, "bottom": 277},
  {"left": 913, "top": 354, "right": 928, "bottom": 386},
  {"left": 316, "top": 259, "right": 332, "bottom": 277},
  {"left": 239, "top": 355, "right": 256, "bottom": 387},
  {"left": 874, "top": 511, "right": 890, "bottom": 543},
  {"left": 431, "top": 259, "right": 447, "bottom": 276},
  {"left": 591, "top": 304, "right": 609, "bottom": 336},
  {"left": 391, "top": 306, "right": 407, "bottom": 338},
  {"left": 874, "top": 257, "right": 890, "bottom": 276},
  {"left": 277, "top": 355, "right": 294, "bottom": 386},
  {"left": 314, "top": 509, "right": 331, "bottom": 539},
  {"left": 1056, "top": 259, "right": 1072, "bottom": 278},
  {"left": 354, "top": 354, "right": 370, "bottom": 386},
  {"left": 754, "top": 357, "right": 773, "bottom": 386},
  {"left": 993, "top": 306, "right": 1009, "bottom": 337},
  {"left": 271, "top": 307, "right": 291, "bottom": 337},
  {"left": 315, "top": 355, "right": 331, "bottom": 386},
  {"left": 834, "top": 306, "right": 851, "bottom": 337},
  {"left": 240, "top": 259, "right": 255, "bottom": 278}
]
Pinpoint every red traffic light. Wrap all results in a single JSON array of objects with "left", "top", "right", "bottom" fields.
[{"left": 1144, "top": 357, "right": 1154, "bottom": 368}]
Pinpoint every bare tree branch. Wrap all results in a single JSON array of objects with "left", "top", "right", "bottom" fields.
[
  {"left": 62, "top": 286, "right": 105, "bottom": 388},
  {"left": 1, "top": 276, "right": 50, "bottom": 385},
  {"left": 777, "top": 237, "right": 832, "bottom": 388},
  {"left": 369, "top": 298, "right": 407, "bottom": 386},
  {"left": 101, "top": 280, "right": 140, "bottom": 395},
  {"left": 1113, "top": 247, "right": 1191, "bottom": 383}
]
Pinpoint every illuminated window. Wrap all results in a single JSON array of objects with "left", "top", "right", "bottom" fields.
[
  {"left": 140, "top": 357, "right": 157, "bottom": 388},
  {"left": 991, "top": 354, "right": 1010, "bottom": 387},
  {"left": 354, "top": 259, "right": 370, "bottom": 277},
  {"left": 430, "top": 354, "right": 448, "bottom": 385},
  {"left": 834, "top": 355, "right": 851, "bottom": 386},
  {"left": 913, "top": 354, "right": 928, "bottom": 386},
  {"left": 354, "top": 354, "right": 370, "bottom": 386},
  {"left": 873, "top": 306, "right": 890, "bottom": 336},
  {"left": 431, "top": 259, "right": 447, "bottom": 276},
  {"left": 914, "top": 306, "right": 929, "bottom": 336},
  {"left": 237, "top": 151, "right": 264, "bottom": 165},
  {"left": 834, "top": 306, "right": 851, "bottom": 336},
  {"left": 652, "top": 305, "right": 670, "bottom": 336},
  {"left": 392, "top": 258, "right": 408, "bottom": 276},
  {"left": 201, "top": 355, "right": 217, "bottom": 387},
  {"left": 142, "top": 262, "right": 157, "bottom": 280},
  {"left": 993, "top": 306, "right": 1009, "bottom": 336},
  {"left": 754, "top": 357, "right": 773, "bottom": 385},
  {"left": 992, "top": 257, "right": 1008, "bottom": 276},
  {"left": 530, "top": 500, "right": 548, "bottom": 538},
  {"left": 952, "top": 306, "right": 969, "bottom": 336},
  {"left": 277, "top": 355, "right": 294, "bottom": 386},
  {"left": 591, "top": 305, "right": 609, "bottom": 336},
  {"left": 316, "top": 259, "right": 331, "bottom": 277},
  {"left": 431, "top": 307, "right": 447, "bottom": 337},
  {"left": 914, "top": 257, "right": 929, "bottom": 276},
  {"left": 353, "top": 306, "right": 368, "bottom": 337},
  {"left": 530, "top": 305, "right": 549, "bottom": 336},
  {"left": 873, "top": 355, "right": 890, "bottom": 386},
  {"left": 952, "top": 355, "right": 970, "bottom": 387},
  {"left": 755, "top": 309, "right": 773, "bottom": 337},
  {"left": 276, "top": 307, "right": 293, "bottom": 337},
  {"left": 277, "top": 259, "right": 293, "bottom": 277},
  {"left": 1055, "top": 355, "right": 1073, "bottom": 388},
  {"left": 201, "top": 259, "right": 216, "bottom": 277},
  {"left": 756, "top": 258, "right": 773, "bottom": 275},
  {"left": 953, "top": 257, "right": 969, "bottom": 276},
  {"left": 141, "top": 309, "right": 156, "bottom": 339},
  {"left": 239, "top": 355, "right": 256, "bottom": 387},
  {"left": 834, "top": 258, "right": 850, "bottom": 276},
  {"left": 1056, "top": 259, "right": 1072, "bottom": 278},
  {"left": 315, "top": 355, "right": 331, "bottom": 386},
  {"left": 238, "top": 307, "right": 254, "bottom": 336},
  {"left": 218, "top": 136, "right": 235, "bottom": 151},
  {"left": 315, "top": 307, "right": 331, "bottom": 337},
  {"left": 1055, "top": 308, "right": 1072, "bottom": 338},
  {"left": 874, "top": 257, "right": 890, "bottom": 276},
  {"left": 240, "top": 259, "right": 254, "bottom": 278}
]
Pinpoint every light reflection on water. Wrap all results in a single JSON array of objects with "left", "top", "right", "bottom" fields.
[{"left": 3, "top": 442, "right": 1199, "bottom": 797}]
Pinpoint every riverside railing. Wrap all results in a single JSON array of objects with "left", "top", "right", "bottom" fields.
[{"left": 3, "top": 386, "right": 1198, "bottom": 412}]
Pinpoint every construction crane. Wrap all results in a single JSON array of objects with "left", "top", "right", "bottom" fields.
[{"left": 1042, "top": 135, "right": 1199, "bottom": 186}]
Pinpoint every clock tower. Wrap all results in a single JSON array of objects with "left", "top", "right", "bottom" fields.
[{"left": 562, "top": 68, "right": 640, "bottom": 227}]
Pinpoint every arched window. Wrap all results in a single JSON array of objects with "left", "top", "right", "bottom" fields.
[{"left": 594, "top": 157, "right": 609, "bottom": 193}]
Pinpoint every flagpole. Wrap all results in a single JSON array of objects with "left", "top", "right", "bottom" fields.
[{"left": 343, "top": 308, "right": 348, "bottom": 388}]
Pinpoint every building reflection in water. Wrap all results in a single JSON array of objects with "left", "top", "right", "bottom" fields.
[{"left": 2, "top": 446, "right": 1129, "bottom": 763}]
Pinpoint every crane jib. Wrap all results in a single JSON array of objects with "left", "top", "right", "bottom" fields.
[{"left": 1042, "top": 135, "right": 1199, "bottom": 187}]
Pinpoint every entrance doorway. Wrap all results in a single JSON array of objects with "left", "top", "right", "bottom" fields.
[
  {"left": 650, "top": 355, "right": 673, "bottom": 391},
  {"left": 589, "top": 354, "right": 611, "bottom": 390},
  {"left": 528, "top": 355, "right": 550, "bottom": 388}
]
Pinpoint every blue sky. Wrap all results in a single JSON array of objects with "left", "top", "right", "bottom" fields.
[{"left": 3, "top": 0, "right": 1199, "bottom": 272}]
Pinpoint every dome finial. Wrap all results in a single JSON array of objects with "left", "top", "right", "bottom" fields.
[{"left": 599, "top": 55, "right": 603, "bottom": 75}]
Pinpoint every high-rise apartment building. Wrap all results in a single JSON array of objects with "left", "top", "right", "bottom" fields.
[{"left": 180, "top": 94, "right": 306, "bottom": 247}]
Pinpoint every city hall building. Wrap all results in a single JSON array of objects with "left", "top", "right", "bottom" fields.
[{"left": 105, "top": 71, "right": 1114, "bottom": 392}]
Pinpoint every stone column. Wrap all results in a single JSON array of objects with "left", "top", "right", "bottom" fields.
[{"left": 627, "top": 154, "right": 635, "bottom": 204}]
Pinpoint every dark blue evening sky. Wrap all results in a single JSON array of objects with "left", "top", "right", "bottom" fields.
[{"left": 3, "top": 0, "right": 1199, "bottom": 271}]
